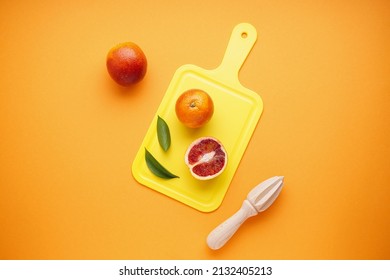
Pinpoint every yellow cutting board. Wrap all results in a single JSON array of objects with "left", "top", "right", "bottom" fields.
[{"left": 132, "top": 23, "right": 263, "bottom": 212}]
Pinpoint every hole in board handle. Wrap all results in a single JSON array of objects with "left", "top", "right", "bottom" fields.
[{"left": 241, "top": 32, "right": 248, "bottom": 38}]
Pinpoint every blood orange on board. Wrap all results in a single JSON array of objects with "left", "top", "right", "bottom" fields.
[
  {"left": 185, "top": 137, "right": 227, "bottom": 180},
  {"left": 175, "top": 89, "right": 214, "bottom": 128}
]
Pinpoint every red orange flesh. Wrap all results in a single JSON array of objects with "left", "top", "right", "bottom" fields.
[{"left": 185, "top": 137, "right": 227, "bottom": 180}]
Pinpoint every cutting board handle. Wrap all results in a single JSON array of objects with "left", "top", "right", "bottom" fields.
[{"left": 215, "top": 23, "right": 257, "bottom": 87}]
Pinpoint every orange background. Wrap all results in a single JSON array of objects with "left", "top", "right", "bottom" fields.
[{"left": 1, "top": 0, "right": 389, "bottom": 259}]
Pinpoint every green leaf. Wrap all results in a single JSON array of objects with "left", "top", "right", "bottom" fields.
[
  {"left": 145, "top": 148, "right": 179, "bottom": 179},
  {"left": 157, "top": 115, "right": 171, "bottom": 151}
]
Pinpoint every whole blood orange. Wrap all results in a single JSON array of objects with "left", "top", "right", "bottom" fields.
[
  {"left": 175, "top": 89, "right": 214, "bottom": 128},
  {"left": 106, "top": 42, "right": 147, "bottom": 86},
  {"left": 185, "top": 137, "right": 227, "bottom": 180}
]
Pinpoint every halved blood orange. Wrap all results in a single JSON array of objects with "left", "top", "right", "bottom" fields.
[{"left": 185, "top": 137, "right": 227, "bottom": 180}]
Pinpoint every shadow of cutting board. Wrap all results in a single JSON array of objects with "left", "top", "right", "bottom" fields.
[{"left": 132, "top": 23, "right": 263, "bottom": 212}]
